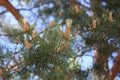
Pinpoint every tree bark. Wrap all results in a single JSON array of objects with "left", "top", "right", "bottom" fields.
[
  {"left": 107, "top": 50, "right": 120, "bottom": 80},
  {"left": 0, "top": 0, "right": 23, "bottom": 20},
  {"left": 0, "top": 0, "right": 29, "bottom": 26}
]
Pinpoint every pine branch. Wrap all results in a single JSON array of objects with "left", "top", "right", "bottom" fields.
[
  {"left": 0, "top": 0, "right": 23, "bottom": 20},
  {"left": 68, "top": 0, "right": 91, "bottom": 10},
  {"left": 0, "top": 10, "right": 7, "bottom": 15},
  {"left": 0, "top": 0, "right": 29, "bottom": 27}
]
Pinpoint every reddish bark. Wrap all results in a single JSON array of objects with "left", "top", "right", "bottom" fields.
[
  {"left": 0, "top": 0, "right": 30, "bottom": 78},
  {"left": 0, "top": 0, "right": 30, "bottom": 29},
  {"left": 0, "top": 0, "right": 23, "bottom": 20},
  {"left": 108, "top": 50, "right": 120, "bottom": 80}
]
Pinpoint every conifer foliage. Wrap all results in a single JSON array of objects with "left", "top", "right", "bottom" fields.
[{"left": 0, "top": 0, "right": 120, "bottom": 80}]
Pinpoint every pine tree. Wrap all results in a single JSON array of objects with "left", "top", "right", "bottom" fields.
[{"left": 0, "top": 0, "right": 120, "bottom": 80}]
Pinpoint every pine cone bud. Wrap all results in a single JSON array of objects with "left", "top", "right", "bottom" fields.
[
  {"left": 93, "top": 20, "right": 97, "bottom": 28},
  {"left": 54, "top": 66, "right": 60, "bottom": 73},
  {"left": 75, "top": 5, "right": 80, "bottom": 13},
  {"left": 64, "top": 19, "right": 72, "bottom": 39},
  {"left": 32, "top": 30, "right": 37, "bottom": 39},
  {"left": 66, "top": 19, "right": 72, "bottom": 27},
  {"left": 15, "top": 36, "right": 20, "bottom": 44},
  {"left": 23, "top": 19, "right": 29, "bottom": 32},
  {"left": 108, "top": 12, "right": 113, "bottom": 22},
  {"left": 59, "top": 11, "right": 62, "bottom": 17},
  {"left": 49, "top": 20, "right": 54, "bottom": 27},
  {"left": 77, "top": 24, "right": 81, "bottom": 29},
  {"left": 24, "top": 39, "right": 32, "bottom": 49}
]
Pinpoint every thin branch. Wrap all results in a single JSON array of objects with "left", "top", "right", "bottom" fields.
[
  {"left": 68, "top": 0, "right": 91, "bottom": 10},
  {"left": 0, "top": 10, "right": 8, "bottom": 15},
  {"left": 83, "top": 0, "right": 90, "bottom": 5},
  {"left": 0, "top": 4, "right": 39, "bottom": 16},
  {"left": 0, "top": 0, "right": 30, "bottom": 27},
  {"left": 0, "top": 33, "right": 12, "bottom": 37}
]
